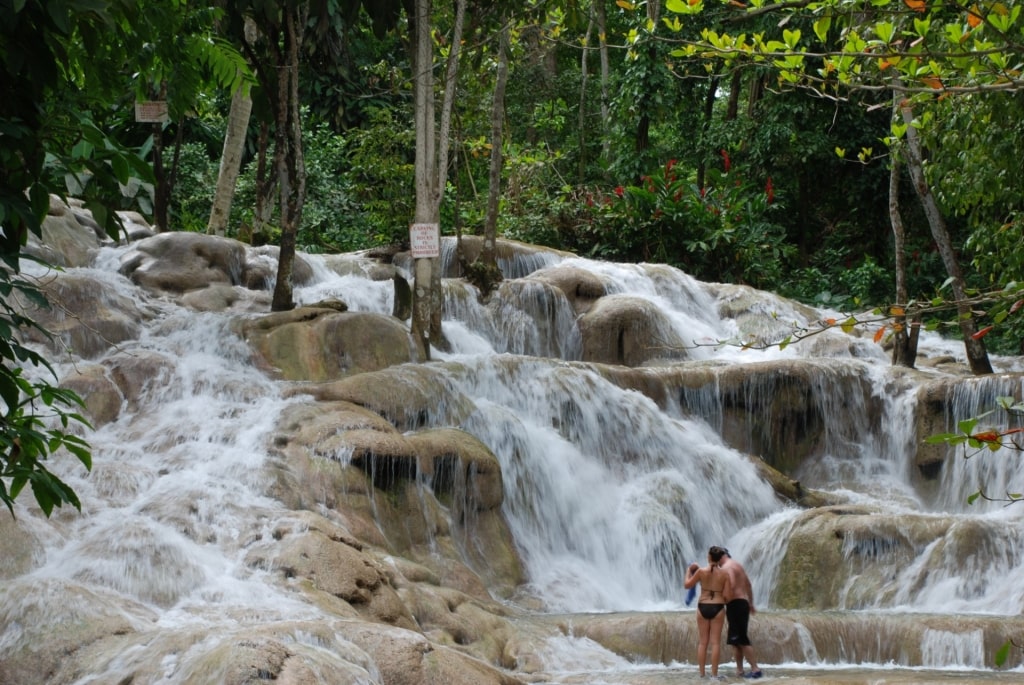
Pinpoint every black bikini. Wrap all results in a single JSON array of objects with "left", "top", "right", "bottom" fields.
[{"left": 698, "top": 602, "right": 724, "bottom": 619}]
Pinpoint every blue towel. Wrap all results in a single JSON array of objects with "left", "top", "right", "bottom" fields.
[{"left": 685, "top": 585, "right": 697, "bottom": 606}]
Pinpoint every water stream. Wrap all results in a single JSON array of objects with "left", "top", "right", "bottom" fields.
[{"left": 2, "top": 237, "right": 1023, "bottom": 683}]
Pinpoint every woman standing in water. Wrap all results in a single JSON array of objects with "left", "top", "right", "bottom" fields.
[{"left": 684, "top": 546, "right": 730, "bottom": 677}]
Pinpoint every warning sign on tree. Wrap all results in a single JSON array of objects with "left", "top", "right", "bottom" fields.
[
  {"left": 409, "top": 222, "right": 440, "bottom": 259},
  {"left": 135, "top": 101, "right": 169, "bottom": 123}
]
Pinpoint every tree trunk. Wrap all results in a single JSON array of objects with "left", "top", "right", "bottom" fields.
[
  {"left": 726, "top": 69, "right": 741, "bottom": 121},
  {"left": 900, "top": 99, "right": 991, "bottom": 375},
  {"left": 411, "top": 0, "right": 466, "bottom": 355},
  {"left": 251, "top": 120, "right": 275, "bottom": 244},
  {"left": 411, "top": 0, "right": 437, "bottom": 357},
  {"left": 207, "top": 83, "right": 252, "bottom": 237},
  {"left": 577, "top": 14, "right": 593, "bottom": 183},
  {"left": 595, "top": 0, "right": 611, "bottom": 165},
  {"left": 152, "top": 120, "right": 169, "bottom": 231},
  {"left": 481, "top": 16, "right": 509, "bottom": 268},
  {"left": 696, "top": 76, "right": 719, "bottom": 191},
  {"left": 428, "top": 0, "right": 466, "bottom": 348},
  {"left": 888, "top": 96, "right": 918, "bottom": 368},
  {"left": 270, "top": 7, "right": 307, "bottom": 312}
]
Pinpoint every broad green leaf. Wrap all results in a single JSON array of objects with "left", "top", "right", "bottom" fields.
[
  {"left": 813, "top": 16, "right": 831, "bottom": 43},
  {"left": 958, "top": 418, "right": 979, "bottom": 435},
  {"left": 874, "top": 21, "right": 895, "bottom": 43}
]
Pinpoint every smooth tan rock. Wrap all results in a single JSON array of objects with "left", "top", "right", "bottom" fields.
[
  {"left": 119, "top": 232, "right": 248, "bottom": 293},
  {"left": 16, "top": 272, "right": 147, "bottom": 360},
  {"left": 59, "top": 364, "right": 123, "bottom": 426},
  {"left": 578, "top": 295, "right": 687, "bottom": 367},
  {"left": 242, "top": 308, "right": 415, "bottom": 381}
]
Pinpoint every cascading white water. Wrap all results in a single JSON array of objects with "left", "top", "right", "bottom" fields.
[{"left": 4, "top": 236, "right": 1024, "bottom": 683}]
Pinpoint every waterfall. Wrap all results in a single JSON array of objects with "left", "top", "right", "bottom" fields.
[{"left": 4, "top": 233, "right": 1024, "bottom": 683}]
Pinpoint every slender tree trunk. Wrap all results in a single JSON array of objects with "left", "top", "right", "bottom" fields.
[
  {"left": 152, "top": 120, "right": 169, "bottom": 231},
  {"left": 208, "top": 84, "right": 252, "bottom": 236},
  {"left": 900, "top": 99, "right": 991, "bottom": 374},
  {"left": 427, "top": 0, "right": 466, "bottom": 347},
  {"left": 411, "top": 0, "right": 437, "bottom": 357},
  {"left": 696, "top": 76, "right": 719, "bottom": 191},
  {"left": 726, "top": 69, "right": 741, "bottom": 121},
  {"left": 577, "top": 14, "right": 593, "bottom": 183},
  {"left": 482, "top": 16, "right": 509, "bottom": 269},
  {"left": 595, "top": 0, "right": 611, "bottom": 165},
  {"left": 889, "top": 97, "right": 918, "bottom": 368},
  {"left": 251, "top": 120, "right": 275, "bottom": 243},
  {"left": 270, "top": 7, "right": 307, "bottom": 312}
]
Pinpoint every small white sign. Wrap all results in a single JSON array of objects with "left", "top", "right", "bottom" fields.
[
  {"left": 135, "top": 101, "right": 169, "bottom": 123},
  {"left": 409, "top": 222, "right": 440, "bottom": 258}
]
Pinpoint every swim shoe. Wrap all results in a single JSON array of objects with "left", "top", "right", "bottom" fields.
[{"left": 743, "top": 670, "right": 763, "bottom": 678}]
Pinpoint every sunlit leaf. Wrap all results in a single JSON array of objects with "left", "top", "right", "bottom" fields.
[
  {"left": 904, "top": 0, "right": 926, "bottom": 12},
  {"left": 616, "top": 0, "right": 635, "bottom": 9},
  {"left": 873, "top": 326, "right": 886, "bottom": 343}
]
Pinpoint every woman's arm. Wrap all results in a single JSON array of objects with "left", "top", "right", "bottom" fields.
[{"left": 683, "top": 562, "right": 701, "bottom": 590}]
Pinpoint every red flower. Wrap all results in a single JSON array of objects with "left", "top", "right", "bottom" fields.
[
  {"left": 666, "top": 158, "right": 677, "bottom": 173},
  {"left": 721, "top": 149, "right": 731, "bottom": 173},
  {"left": 765, "top": 176, "right": 774, "bottom": 204},
  {"left": 614, "top": 185, "right": 624, "bottom": 197},
  {"left": 700, "top": 186, "right": 707, "bottom": 198}
]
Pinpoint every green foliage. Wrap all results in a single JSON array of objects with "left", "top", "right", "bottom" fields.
[
  {"left": 168, "top": 141, "right": 219, "bottom": 233},
  {"left": 296, "top": 120, "right": 375, "bottom": 253},
  {"left": 593, "top": 158, "right": 791, "bottom": 288},
  {"left": 0, "top": 259, "right": 93, "bottom": 517},
  {"left": 344, "top": 105, "right": 415, "bottom": 246},
  {"left": 783, "top": 250, "right": 891, "bottom": 310}
]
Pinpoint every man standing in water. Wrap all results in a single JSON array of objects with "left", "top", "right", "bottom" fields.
[{"left": 720, "top": 549, "right": 763, "bottom": 678}]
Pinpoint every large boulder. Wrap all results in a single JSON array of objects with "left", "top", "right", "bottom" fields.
[
  {"left": 117, "top": 232, "right": 314, "bottom": 295},
  {"left": 267, "top": 401, "right": 524, "bottom": 598},
  {"left": 528, "top": 264, "right": 607, "bottom": 316},
  {"left": 578, "top": 295, "right": 688, "bottom": 367},
  {"left": 240, "top": 305, "right": 418, "bottom": 381},
  {"left": 291, "top": 365, "right": 475, "bottom": 431},
  {"left": 119, "top": 232, "right": 248, "bottom": 293},
  {"left": 23, "top": 195, "right": 105, "bottom": 267},
  {"left": 15, "top": 271, "right": 150, "bottom": 360}
]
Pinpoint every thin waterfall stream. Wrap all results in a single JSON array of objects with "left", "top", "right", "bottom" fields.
[{"left": 1, "top": 230, "right": 1023, "bottom": 684}]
